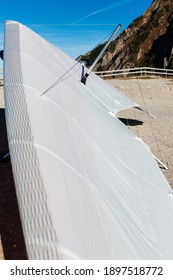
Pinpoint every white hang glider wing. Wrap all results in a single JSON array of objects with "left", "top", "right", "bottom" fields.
[{"left": 3, "top": 21, "right": 173, "bottom": 260}]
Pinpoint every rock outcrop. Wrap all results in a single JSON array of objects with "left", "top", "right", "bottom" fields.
[{"left": 77, "top": 0, "right": 173, "bottom": 70}]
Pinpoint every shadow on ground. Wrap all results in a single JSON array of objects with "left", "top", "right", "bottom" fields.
[
  {"left": 0, "top": 108, "right": 27, "bottom": 260},
  {"left": 119, "top": 117, "right": 143, "bottom": 126}
]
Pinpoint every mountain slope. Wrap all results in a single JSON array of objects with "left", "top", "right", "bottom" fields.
[{"left": 78, "top": 0, "right": 173, "bottom": 70}]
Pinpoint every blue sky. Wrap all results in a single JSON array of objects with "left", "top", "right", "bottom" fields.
[{"left": 0, "top": 0, "right": 152, "bottom": 63}]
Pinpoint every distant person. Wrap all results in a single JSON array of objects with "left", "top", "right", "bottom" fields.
[{"left": 0, "top": 50, "right": 3, "bottom": 60}]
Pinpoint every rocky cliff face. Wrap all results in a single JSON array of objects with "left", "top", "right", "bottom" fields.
[{"left": 77, "top": 0, "right": 173, "bottom": 70}]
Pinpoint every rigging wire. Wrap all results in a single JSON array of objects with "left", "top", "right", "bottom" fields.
[
  {"left": 40, "top": 24, "right": 120, "bottom": 96},
  {"left": 136, "top": 78, "right": 164, "bottom": 164},
  {"left": 120, "top": 30, "right": 131, "bottom": 130},
  {"left": 116, "top": 29, "right": 139, "bottom": 134},
  {"left": 40, "top": 62, "right": 80, "bottom": 97},
  {"left": 128, "top": 79, "right": 140, "bottom": 138},
  {"left": 95, "top": 29, "right": 117, "bottom": 48}
]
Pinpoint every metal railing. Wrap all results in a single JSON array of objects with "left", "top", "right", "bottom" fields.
[
  {"left": 95, "top": 67, "right": 173, "bottom": 78},
  {"left": 1, "top": 67, "right": 173, "bottom": 80}
]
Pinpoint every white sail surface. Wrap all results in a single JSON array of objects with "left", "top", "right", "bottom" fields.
[{"left": 3, "top": 21, "right": 173, "bottom": 260}]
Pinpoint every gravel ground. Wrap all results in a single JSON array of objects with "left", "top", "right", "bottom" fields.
[
  {"left": 107, "top": 77, "right": 173, "bottom": 188},
  {"left": 0, "top": 77, "right": 173, "bottom": 259}
]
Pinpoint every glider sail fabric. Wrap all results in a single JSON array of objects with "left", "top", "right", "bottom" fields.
[{"left": 3, "top": 21, "right": 173, "bottom": 259}]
